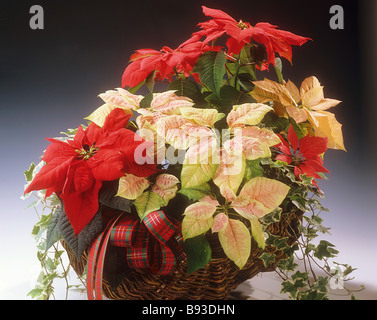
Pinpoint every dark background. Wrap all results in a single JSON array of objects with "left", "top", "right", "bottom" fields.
[{"left": 1, "top": 0, "right": 376, "bottom": 298}]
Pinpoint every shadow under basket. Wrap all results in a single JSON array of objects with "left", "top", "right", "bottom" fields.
[{"left": 62, "top": 210, "right": 302, "bottom": 300}]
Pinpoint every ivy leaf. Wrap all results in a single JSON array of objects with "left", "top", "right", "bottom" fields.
[
  {"left": 259, "top": 252, "right": 276, "bottom": 268},
  {"left": 27, "top": 288, "right": 44, "bottom": 299},
  {"left": 193, "top": 51, "right": 226, "bottom": 97},
  {"left": 313, "top": 240, "right": 339, "bottom": 260},
  {"left": 277, "top": 256, "right": 298, "bottom": 272},
  {"left": 290, "top": 193, "right": 307, "bottom": 212},
  {"left": 24, "top": 162, "right": 35, "bottom": 182},
  {"left": 261, "top": 208, "right": 282, "bottom": 226},
  {"left": 45, "top": 207, "right": 62, "bottom": 250},
  {"left": 183, "top": 236, "right": 212, "bottom": 274},
  {"left": 311, "top": 276, "right": 329, "bottom": 293},
  {"left": 281, "top": 271, "right": 308, "bottom": 299},
  {"left": 299, "top": 290, "right": 328, "bottom": 300}
]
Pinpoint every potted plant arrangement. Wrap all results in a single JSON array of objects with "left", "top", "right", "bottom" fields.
[{"left": 24, "top": 6, "right": 360, "bottom": 300}]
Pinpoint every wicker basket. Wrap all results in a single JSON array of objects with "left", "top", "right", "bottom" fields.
[{"left": 63, "top": 207, "right": 302, "bottom": 300}]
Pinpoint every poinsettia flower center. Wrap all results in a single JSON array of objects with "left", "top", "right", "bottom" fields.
[
  {"left": 75, "top": 143, "right": 99, "bottom": 160},
  {"left": 237, "top": 20, "right": 249, "bottom": 30},
  {"left": 291, "top": 152, "right": 305, "bottom": 166}
]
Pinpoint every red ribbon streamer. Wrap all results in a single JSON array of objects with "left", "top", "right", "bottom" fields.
[{"left": 86, "top": 211, "right": 185, "bottom": 300}]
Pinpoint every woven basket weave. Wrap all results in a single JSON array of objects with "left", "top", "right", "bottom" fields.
[{"left": 63, "top": 207, "right": 302, "bottom": 300}]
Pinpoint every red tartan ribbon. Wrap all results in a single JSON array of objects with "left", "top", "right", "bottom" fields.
[{"left": 87, "top": 211, "right": 185, "bottom": 300}]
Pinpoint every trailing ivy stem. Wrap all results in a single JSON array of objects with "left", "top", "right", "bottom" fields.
[{"left": 53, "top": 243, "right": 70, "bottom": 300}]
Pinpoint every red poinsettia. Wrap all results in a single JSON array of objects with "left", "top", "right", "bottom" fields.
[
  {"left": 274, "top": 125, "right": 329, "bottom": 188},
  {"left": 24, "top": 108, "right": 157, "bottom": 235},
  {"left": 122, "top": 35, "right": 218, "bottom": 88},
  {"left": 195, "top": 6, "right": 311, "bottom": 65}
]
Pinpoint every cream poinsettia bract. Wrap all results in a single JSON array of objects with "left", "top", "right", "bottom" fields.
[{"left": 182, "top": 177, "right": 290, "bottom": 269}]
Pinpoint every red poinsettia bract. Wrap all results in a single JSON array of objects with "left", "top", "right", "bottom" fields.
[
  {"left": 122, "top": 35, "right": 218, "bottom": 88},
  {"left": 274, "top": 125, "right": 329, "bottom": 188},
  {"left": 24, "top": 108, "right": 157, "bottom": 235},
  {"left": 195, "top": 6, "right": 311, "bottom": 65}
]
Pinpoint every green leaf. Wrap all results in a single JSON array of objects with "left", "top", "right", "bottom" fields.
[
  {"left": 206, "top": 85, "right": 255, "bottom": 114},
  {"left": 134, "top": 190, "right": 166, "bottom": 220},
  {"left": 45, "top": 257, "right": 57, "bottom": 272},
  {"left": 180, "top": 162, "right": 218, "bottom": 190},
  {"left": 45, "top": 208, "right": 62, "bottom": 250},
  {"left": 274, "top": 57, "right": 283, "bottom": 84},
  {"left": 250, "top": 218, "right": 265, "bottom": 249},
  {"left": 145, "top": 70, "right": 156, "bottom": 93},
  {"left": 281, "top": 271, "right": 309, "bottom": 299},
  {"left": 183, "top": 236, "right": 212, "bottom": 274},
  {"left": 168, "top": 78, "right": 207, "bottom": 106},
  {"left": 182, "top": 215, "right": 214, "bottom": 240},
  {"left": 261, "top": 208, "right": 282, "bottom": 226},
  {"left": 25, "top": 200, "right": 40, "bottom": 209},
  {"left": 24, "top": 162, "right": 35, "bottom": 182},
  {"left": 277, "top": 256, "right": 298, "bottom": 272},
  {"left": 259, "top": 252, "right": 275, "bottom": 268},
  {"left": 261, "top": 111, "right": 289, "bottom": 133},
  {"left": 179, "top": 183, "right": 212, "bottom": 201},
  {"left": 236, "top": 73, "right": 255, "bottom": 93},
  {"left": 313, "top": 240, "right": 339, "bottom": 260},
  {"left": 218, "top": 219, "right": 251, "bottom": 269},
  {"left": 239, "top": 44, "right": 257, "bottom": 77},
  {"left": 244, "top": 159, "right": 264, "bottom": 181},
  {"left": 290, "top": 120, "right": 307, "bottom": 140},
  {"left": 311, "top": 276, "right": 329, "bottom": 293},
  {"left": 281, "top": 280, "right": 299, "bottom": 299},
  {"left": 139, "top": 93, "right": 153, "bottom": 109},
  {"left": 299, "top": 290, "right": 328, "bottom": 300},
  {"left": 272, "top": 237, "right": 289, "bottom": 250},
  {"left": 289, "top": 194, "right": 307, "bottom": 212},
  {"left": 193, "top": 51, "right": 226, "bottom": 97},
  {"left": 27, "top": 288, "right": 44, "bottom": 299}
]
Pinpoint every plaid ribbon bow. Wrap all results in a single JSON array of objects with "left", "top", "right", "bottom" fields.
[{"left": 87, "top": 211, "right": 185, "bottom": 300}]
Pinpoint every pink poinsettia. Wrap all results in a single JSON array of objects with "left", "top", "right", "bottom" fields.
[
  {"left": 274, "top": 125, "right": 329, "bottom": 188},
  {"left": 195, "top": 6, "right": 311, "bottom": 65},
  {"left": 24, "top": 108, "right": 157, "bottom": 235}
]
